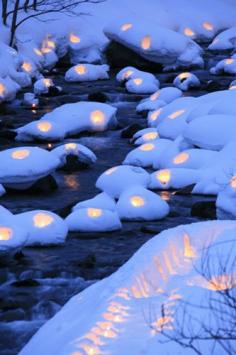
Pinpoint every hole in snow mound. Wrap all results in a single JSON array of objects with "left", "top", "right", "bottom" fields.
[
  {"left": 87, "top": 208, "right": 102, "bottom": 218},
  {"left": 173, "top": 152, "right": 189, "bottom": 165},
  {"left": 0, "top": 227, "right": 12, "bottom": 241},
  {"left": 130, "top": 196, "right": 145, "bottom": 207},
  {"left": 37, "top": 121, "right": 52, "bottom": 132},
  {"left": 33, "top": 213, "right": 54, "bottom": 228},
  {"left": 121, "top": 23, "right": 133, "bottom": 31},
  {"left": 141, "top": 35, "right": 151, "bottom": 50},
  {"left": 11, "top": 149, "right": 30, "bottom": 160}
]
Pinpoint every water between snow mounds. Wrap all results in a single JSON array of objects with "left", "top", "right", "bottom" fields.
[{"left": 0, "top": 63, "right": 233, "bottom": 354}]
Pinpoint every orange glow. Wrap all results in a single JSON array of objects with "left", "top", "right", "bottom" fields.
[
  {"left": 141, "top": 35, "right": 151, "bottom": 50},
  {"left": 96, "top": 321, "right": 113, "bottom": 330},
  {"left": 75, "top": 64, "right": 87, "bottom": 75},
  {"left": 133, "top": 78, "right": 143, "bottom": 85},
  {"left": 87, "top": 208, "right": 102, "bottom": 218},
  {"left": 0, "top": 83, "right": 6, "bottom": 97},
  {"left": 157, "top": 169, "right": 171, "bottom": 185},
  {"left": 168, "top": 109, "right": 186, "bottom": 119},
  {"left": 139, "top": 143, "right": 155, "bottom": 151},
  {"left": 116, "top": 287, "right": 131, "bottom": 300},
  {"left": 184, "top": 27, "right": 195, "bottom": 37},
  {"left": 121, "top": 23, "right": 133, "bottom": 31},
  {"left": 207, "top": 274, "right": 235, "bottom": 291},
  {"left": 105, "top": 167, "right": 117, "bottom": 175},
  {"left": 41, "top": 47, "right": 52, "bottom": 54},
  {"left": 70, "top": 33, "right": 81, "bottom": 43},
  {"left": 150, "top": 91, "right": 160, "bottom": 101},
  {"left": 22, "top": 61, "right": 32, "bottom": 72},
  {"left": 178, "top": 72, "right": 191, "bottom": 81},
  {"left": 65, "top": 143, "right": 77, "bottom": 150},
  {"left": 122, "top": 69, "right": 134, "bottom": 80},
  {"left": 150, "top": 108, "right": 162, "bottom": 121},
  {"left": 183, "top": 233, "right": 196, "bottom": 258},
  {"left": 37, "top": 121, "right": 52, "bottom": 132},
  {"left": 142, "top": 132, "right": 158, "bottom": 141},
  {"left": 34, "top": 48, "right": 42, "bottom": 56},
  {"left": 33, "top": 213, "right": 54, "bottom": 228},
  {"left": 225, "top": 58, "right": 234, "bottom": 65},
  {"left": 11, "top": 149, "right": 30, "bottom": 160},
  {"left": 130, "top": 195, "right": 145, "bottom": 207},
  {"left": 90, "top": 110, "right": 105, "bottom": 125},
  {"left": 173, "top": 152, "right": 189, "bottom": 165},
  {"left": 152, "top": 316, "right": 174, "bottom": 331},
  {"left": 45, "top": 38, "right": 55, "bottom": 49},
  {"left": 159, "top": 191, "right": 171, "bottom": 201},
  {"left": 64, "top": 175, "right": 79, "bottom": 189},
  {"left": 231, "top": 175, "right": 236, "bottom": 188},
  {"left": 79, "top": 343, "right": 100, "bottom": 355},
  {"left": 0, "top": 227, "right": 12, "bottom": 241},
  {"left": 203, "top": 21, "right": 214, "bottom": 31},
  {"left": 43, "top": 78, "right": 52, "bottom": 87},
  {"left": 103, "top": 313, "right": 124, "bottom": 323},
  {"left": 84, "top": 332, "right": 104, "bottom": 346}
]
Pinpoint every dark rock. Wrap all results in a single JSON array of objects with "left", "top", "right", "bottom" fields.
[
  {"left": 11, "top": 279, "right": 40, "bottom": 287},
  {"left": 78, "top": 254, "right": 96, "bottom": 268},
  {"left": 54, "top": 203, "right": 75, "bottom": 218},
  {"left": 191, "top": 200, "right": 216, "bottom": 219},
  {"left": 0, "top": 308, "right": 25, "bottom": 322},
  {"left": 174, "top": 184, "right": 195, "bottom": 195},
  {"left": 14, "top": 251, "right": 25, "bottom": 260},
  {"left": 140, "top": 225, "right": 161, "bottom": 234},
  {"left": 121, "top": 123, "right": 143, "bottom": 138},
  {"left": 88, "top": 91, "right": 108, "bottom": 103},
  {"left": 28, "top": 174, "right": 58, "bottom": 193},
  {"left": 0, "top": 130, "right": 16, "bottom": 140},
  {"left": 47, "top": 86, "right": 63, "bottom": 97},
  {"left": 205, "top": 80, "right": 221, "bottom": 92},
  {"left": 105, "top": 41, "right": 163, "bottom": 72},
  {"left": 61, "top": 155, "right": 91, "bottom": 171}
]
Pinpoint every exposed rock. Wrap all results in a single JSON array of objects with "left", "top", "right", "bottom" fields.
[
  {"left": 11, "top": 279, "right": 40, "bottom": 287},
  {"left": 191, "top": 200, "right": 216, "bottom": 219},
  {"left": 88, "top": 91, "right": 108, "bottom": 103},
  {"left": 205, "top": 80, "right": 222, "bottom": 92},
  {"left": 27, "top": 174, "right": 58, "bottom": 193},
  {"left": 0, "top": 308, "right": 25, "bottom": 322},
  {"left": 121, "top": 123, "right": 144, "bottom": 138}
]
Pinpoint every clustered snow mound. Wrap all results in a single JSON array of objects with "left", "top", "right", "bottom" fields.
[{"left": 19, "top": 221, "right": 236, "bottom": 355}]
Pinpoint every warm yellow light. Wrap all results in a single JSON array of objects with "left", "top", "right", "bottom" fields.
[
  {"left": 183, "top": 233, "right": 196, "bottom": 258},
  {"left": 141, "top": 35, "right": 151, "bottom": 50},
  {"left": 157, "top": 169, "right": 171, "bottom": 185},
  {"left": 90, "top": 110, "right": 105, "bottom": 125},
  {"left": 45, "top": 39, "right": 55, "bottom": 49},
  {"left": 130, "top": 195, "right": 145, "bottom": 207},
  {"left": 43, "top": 79, "right": 52, "bottom": 87},
  {"left": 173, "top": 152, "right": 189, "bottom": 164},
  {"left": 184, "top": 27, "right": 195, "bottom": 37},
  {"left": 75, "top": 64, "right": 87, "bottom": 75},
  {"left": 87, "top": 208, "right": 102, "bottom": 218},
  {"left": 168, "top": 109, "right": 186, "bottom": 119},
  {"left": 133, "top": 78, "right": 143, "bottom": 85},
  {"left": 0, "top": 227, "right": 12, "bottom": 241},
  {"left": 139, "top": 143, "right": 155, "bottom": 151},
  {"left": 37, "top": 121, "right": 52, "bottom": 132},
  {"left": 231, "top": 175, "right": 236, "bottom": 188},
  {"left": 41, "top": 47, "right": 52, "bottom": 54},
  {"left": 0, "top": 83, "right": 6, "bottom": 97},
  {"left": 122, "top": 70, "right": 134, "bottom": 80},
  {"left": 11, "top": 149, "right": 30, "bottom": 160},
  {"left": 33, "top": 213, "right": 54, "bottom": 228},
  {"left": 179, "top": 72, "right": 191, "bottom": 81},
  {"left": 65, "top": 143, "right": 77, "bottom": 150},
  {"left": 70, "top": 33, "right": 81, "bottom": 43},
  {"left": 22, "top": 61, "right": 32, "bottom": 72},
  {"left": 225, "top": 58, "right": 234, "bottom": 65},
  {"left": 150, "top": 108, "right": 162, "bottom": 121},
  {"left": 105, "top": 167, "right": 118, "bottom": 175},
  {"left": 142, "top": 132, "right": 158, "bottom": 141},
  {"left": 34, "top": 48, "right": 43, "bottom": 56},
  {"left": 121, "top": 23, "right": 132, "bottom": 31},
  {"left": 203, "top": 21, "right": 214, "bottom": 31},
  {"left": 150, "top": 91, "right": 160, "bottom": 101}
]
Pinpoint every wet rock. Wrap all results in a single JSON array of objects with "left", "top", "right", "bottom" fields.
[
  {"left": 140, "top": 225, "right": 161, "bottom": 234},
  {"left": 205, "top": 80, "right": 221, "bottom": 92},
  {"left": 11, "top": 279, "right": 40, "bottom": 287},
  {"left": 173, "top": 184, "right": 195, "bottom": 195},
  {"left": 78, "top": 254, "right": 96, "bottom": 268},
  {"left": 88, "top": 91, "right": 108, "bottom": 103},
  {"left": 32, "top": 300, "right": 61, "bottom": 319},
  {"left": 61, "top": 155, "right": 93, "bottom": 172},
  {"left": 121, "top": 123, "right": 144, "bottom": 138},
  {"left": 105, "top": 41, "right": 163, "bottom": 72},
  {"left": 0, "top": 308, "right": 25, "bottom": 322},
  {"left": 191, "top": 200, "right": 216, "bottom": 219},
  {"left": 54, "top": 203, "right": 74, "bottom": 218},
  {"left": 14, "top": 251, "right": 25, "bottom": 260},
  {"left": 28, "top": 174, "right": 58, "bottom": 193}
]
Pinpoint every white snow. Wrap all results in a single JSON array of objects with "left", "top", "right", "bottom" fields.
[{"left": 65, "top": 64, "right": 109, "bottom": 82}]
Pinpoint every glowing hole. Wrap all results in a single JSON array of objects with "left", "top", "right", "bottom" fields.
[
  {"left": 139, "top": 143, "right": 155, "bottom": 151},
  {"left": 225, "top": 58, "right": 234, "bottom": 65},
  {"left": 33, "top": 213, "right": 54, "bottom": 228},
  {"left": 141, "top": 35, "right": 151, "bottom": 50},
  {"left": 150, "top": 108, "right": 162, "bottom": 121},
  {"left": 87, "top": 208, "right": 102, "bottom": 218},
  {"left": 157, "top": 169, "right": 171, "bottom": 185},
  {"left": 90, "top": 110, "right": 105, "bottom": 125},
  {"left": 0, "top": 227, "right": 12, "bottom": 241},
  {"left": 203, "top": 21, "right": 214, "bottom": 31},
  {"left": 150, "top": 91, "right": 160, "bottom": 101},
  {"left": 65, "top": 143, "right": 77, "bottom": 150},
  {"left": 70, "top": 33, "right": 81, "bottom": 43},
  {"left": 22, "top": 62, "right": 32, "bottom": 72},
  {"left": 133, "top": 78, "right": 143, "bottom": 85},
  {"left": 178, "top": 72, "right": 191, "bottom": 81},
  {"left": 130, "top": 195, "right": 145, "bottom": 207},
  {"left": 105, "top": 167, "right": 118, "bottom": 175},
  {"left": 11, "top": 149, "right": 30, "bottom": 160},
  {"left": 75, "top": 64, "right": 87, "bottom": 75},
  {"left": 142, "top": 132, "right": 158, "bottom": 141},
  {"left": 231, "top": 175, "right": 236, "bottom": 188},
  {"left": 121, "top": 23, "right": 132, "bottom": 31},
  {"left": 0, "top": 83, "right": 6, "bottom": 97},
  {"left": 168, "top": 109, "right": 186, "bottom": 119},
  {"left": 173, "top": 152, "right": 189, "bottom": 164},
  {"left": 43, "top": 78, "right": 52, "bottom": 87},
  {"left": 184, "top": 28, "right": 195, "bottom": 37},
  {"left": 37, "top": 121, "right": 52, "bottom": 132}
]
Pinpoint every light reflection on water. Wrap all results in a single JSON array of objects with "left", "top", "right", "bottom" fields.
[
  {"left": 64, "top": 175, "right": 79, "bottom": 189},
  {"left": 159, "top": 191, "right": 172, "bottom": 202}
]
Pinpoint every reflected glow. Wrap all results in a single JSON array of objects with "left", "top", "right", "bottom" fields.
[
  {"left": 33, "top": 213, "right": 54, "bottom": 228},
  {"left": 231, "top": 175, "right": 236, "bottom": 188},
  {"left": 225, "top": 58, "right": 234, "bottom": 65},
  {"left": 183, "top": 233, "right": 196, "bottom": 258},
  {"left": 150, "top": 91, "right": 160, "bottom": 101},
  {"left": 157, "top": 169, "right": 171, "bottom": 185},
  {"left": 37, "top": 121, "right": 52, "bottom": 132},
  {"left": 168, "top": 109, "right": 186, "bottom": 119},
  {"left": 150, "top": 108, "right": 162, "bottom": 121},
  {"left": 133, "top": 78, "right": 143, "bottom": 85},
  {"left": 64, "top": 175, "right": 79, "bottom": 189},
  {"left": 121, "top": 23, "right": 132, "bottom": 31},
  {"left": 0, "top": 227, "right": 12, "bottom": 241},
  {"left": 142, "top": 132, "right": 158, "bottom": 141},
  {"left": 70, "top": 33, "right": 81, "bottom": 43},
  {"left": 141, "top": 35, "right": 151, "bottom": 50},
  {"left": 203, "top": 21, "right": 214, "bottom": 31},
  {"left": 22, "top": 61, "right": 32, "bottom": 72},
  {"left": 90, "top": 110, "right": 105, "bottom": 125},
  {"left": 178, "top": 72, "right": 191, "bottom": 81},
  {"left": 173, "top": 152, "right": 189, "bottom": 164},
  {"left": 130, "top": 195, "right": 145, "bottom": 207},
  {"left": 184, "top": 27, "right": 195, "bottom": 37},
  {"left": 105, "top": 167, "right": 118, "bottom": 175},
  {"left": 65, "top": 143, "right": 77, "bottom": 151},
  {"left": 159, "top": 191, "right": 171, "bottom": 201},
  {"left": 11, "top": 149, "right": 30, "bottom": 160},
  {"left": 87, "top": 208, "right": 102, "bottom": 218},
  {"left": 75, "top": 64, "right": 87, "bottom": 75},
  {"left": 0, "top": 83, "right": 6, "bottom": 97},
  {"left": 139, "top": 143, "right": 155, "bottom": 151}
]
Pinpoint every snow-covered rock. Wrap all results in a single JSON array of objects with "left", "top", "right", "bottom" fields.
[
  {"left": 65, "top": 64, "right": 109, "bottom": 82},
  {"left": 173, "top": 72, "right": 200, "bottom": 91},
  {"left": 68, "top": 32, "right": 102, "bottom": 64},
  {"left": 166, "top": 148, "right": 218, "bottom": 169},
  {"left": 72, "top": 192, "right": 116, "bottom": 212},
  {"left": 0, "top": 218, "right": 28, "bottom": 257},
  {"left": 210, "top": 56, "right": 236, "bottom": 75},
  {"left": 116, "top": 67, "right": 159, "bottom": 94},
  {"left": 51, "top": 143, "right": 97, "bottom": 168},
  {"left": 208, "top": 26, "right": 236, "bottom": 51},
  {"left": 96, "top": 165, "right": 150, "bottom": 198},
  {"left": 133, "top": 128, "right": 159, "bottom": 145},
  {"left": 34, "top": 78, "right": 54, "bottom": 95}
]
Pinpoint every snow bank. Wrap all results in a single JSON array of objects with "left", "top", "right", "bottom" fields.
[{"left": 65, "top": 64, "right": 109, "bottom": 82}]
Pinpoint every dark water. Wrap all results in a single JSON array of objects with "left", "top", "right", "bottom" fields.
[{"left": 0, "top": 54, "right": 234, "bottom": 354}]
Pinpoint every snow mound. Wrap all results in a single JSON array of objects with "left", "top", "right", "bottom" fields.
[
  {"left": 65, "top": 64, "right": 109, "bottom": 82},
  {"left": 51, "top": 143, "right": 97, "bottom": 168},
  {"left": 73, "top": 192, "right": 116, "bottom": 212},
  {"left": 173, "top": 72, "right": 200, "bottom": 91}
]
